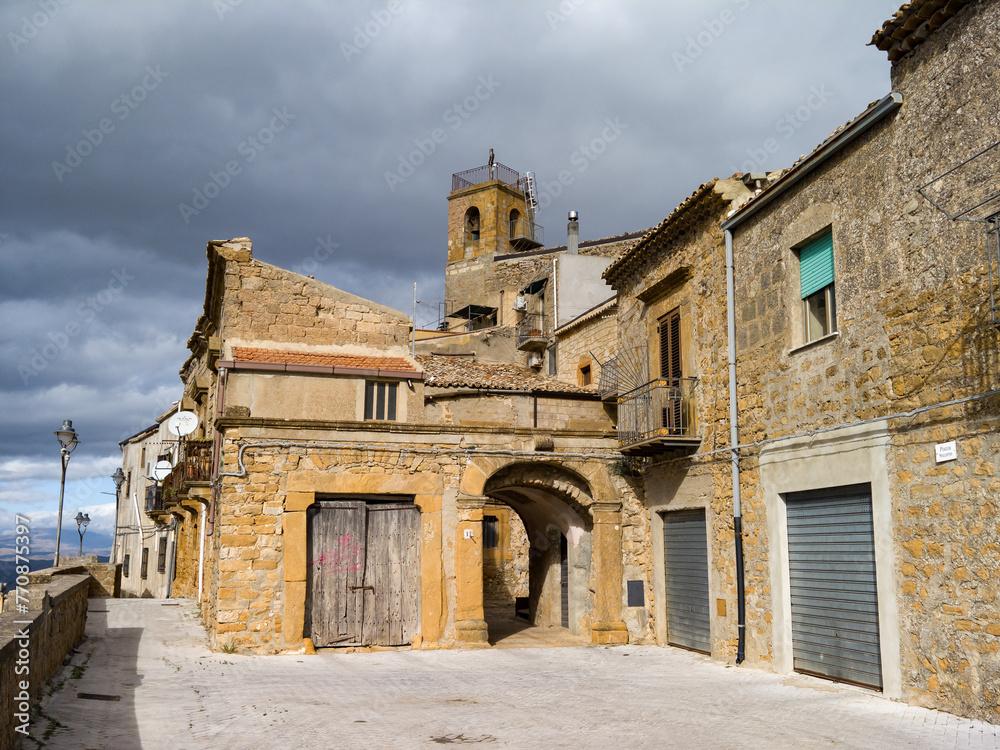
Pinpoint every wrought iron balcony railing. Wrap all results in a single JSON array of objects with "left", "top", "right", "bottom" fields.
[
  {"left": 144, "top": 484, "right": 164, "bottom": 513},
  {"left": 509, "top": 218, "right": 544, "bottom": 251},
  {"left": 160, "top": 440, "right": 213, "bottom": 502},
  {"left": 598, "top": 354, "right": 621, "bottom": 401},
  {"left": 516, "top": 313, "right": 548, "bottom": 350},
  {"left": 617, "top": 378, "right": 699, "bottom": 453}
]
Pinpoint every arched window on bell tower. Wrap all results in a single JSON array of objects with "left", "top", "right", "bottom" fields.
[
  {"left": 509, "top": 208, "right": 520, "bottom": 242},
  {"left": 465, "top": 207, "right": 481, "bottom": 242}
]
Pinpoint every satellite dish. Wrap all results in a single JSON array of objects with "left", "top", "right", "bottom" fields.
[
  {"left": 167, "top": 411, "right": 199, "bottom": 437},
  {"left": 153, "top": 460, "right": 173, "bottom": 481}
]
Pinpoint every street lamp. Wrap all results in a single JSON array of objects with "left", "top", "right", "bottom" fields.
[
  {"left": 53, "top": 419, "right": 80, "bottom": 567},
  {"left": 74, "top": 511, "right": 91, "bottom": 557},
  {"left": 111, "top": 467, "right": 125, "bottom": 561}
]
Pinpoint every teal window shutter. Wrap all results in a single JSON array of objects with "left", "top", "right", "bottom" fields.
[{"left": 799, "top": 231, "right": 834, "bottom": 298}]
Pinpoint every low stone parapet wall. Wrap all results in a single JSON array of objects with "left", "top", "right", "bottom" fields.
[{"left": 0, "top": 571, "right": 90, "bottom": 750}]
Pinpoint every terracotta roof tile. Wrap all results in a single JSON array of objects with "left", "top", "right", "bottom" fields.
[
  {"left": 870, "top": 0, "right": 973, "bottom": 61},
  {"left": 232, "top": 347, "right": 417, "bottom": 372},
  {"left": 416, "top": 355, "right": 594, "bottom": 394}
]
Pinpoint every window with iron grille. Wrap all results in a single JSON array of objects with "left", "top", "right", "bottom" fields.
[
  {"left": 123, "top": 553, "right": 130, "bottom": 578},
  {"left": 157, "top": 537, "right": 167, "bottom": 574},
  {"left": 140, "top": 547, "right": 149, "bottom": 579},
  {"left": 483, "top": 515, "right": 499, "bottom": 549},
  {"left": 364, "top": 381, "right": 398, "bottom": 421}
]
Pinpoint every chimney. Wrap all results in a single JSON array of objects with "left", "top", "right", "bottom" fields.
[{"left": 567, "top": 211, "right": 579, "bottom": 254}]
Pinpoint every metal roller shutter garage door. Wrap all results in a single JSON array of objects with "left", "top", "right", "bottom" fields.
[
  {"left": 663, "top": 509, "right": 711, "bottom": 654},
  {"left": 786, "top": 485, "right": 882, "bottom": 689}
]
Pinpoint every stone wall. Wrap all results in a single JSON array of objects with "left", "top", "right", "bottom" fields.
[
  {"left": 215, "top": 241, "right": 413, "bottom": 357},
  {"left": 729, "top": 2, "right": 1000, "bottom": 721},
  {"left": 556, "top": 305, "right": 617, "bottom": 387},
  {"left": 0, "top": 572, "right": 89, "bottom": 750},
  {"left": 609, "top": 180, "right": 747, "bottom": 659},
  {"left": 34, "top": 558, "right": 119, "bottom": 598},
  {"left": 482, "top": 503, "right": 529, "bottom": 608}
]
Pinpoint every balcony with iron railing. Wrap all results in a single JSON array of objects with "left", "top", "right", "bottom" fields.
[
  {"left": 452, "top": 161, "right": 523, "bottom": 193},
  {"left": 597, "top": 354, "right": 621, "bottom": 402},
  {"left": 516, "top": 313, "right": 549, "bottom": 351},
  {"left": 509, "top": 217, "right": 544, "bottom": 251},
  {"left": 144, "top": 484, "right": 165, "bottom": 513},
  {"left": 617, "top": 378, "right": 700, "bottom": 454},
  {"left": 145, "top": 440, "right": 213, "bottom": 518}
]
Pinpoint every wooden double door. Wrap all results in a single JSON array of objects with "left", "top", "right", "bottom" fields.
[{"left": 306, "top": 500, "right": 421, "bottom": 647}]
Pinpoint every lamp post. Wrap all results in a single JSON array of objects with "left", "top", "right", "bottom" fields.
[
  {"left": 53, "top": 419, "right": 79, "bottom": 567},
  {"left": 111, "top": 467, "right": 125, "bottom": 561},
  {"left": 74, "top": 511, "right": 91, "bottom": 557}
]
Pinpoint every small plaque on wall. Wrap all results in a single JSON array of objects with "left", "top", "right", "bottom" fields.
[
  {"left": 626, "top": 580, "right": 644, "bottom": 607},
  {"left": 935, "top": 441, "right": 957, "bottom": 463}
]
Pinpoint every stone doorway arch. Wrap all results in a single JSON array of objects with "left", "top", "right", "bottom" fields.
[{"left": 453, "top": 459, "right": 628, "bottom": 647}]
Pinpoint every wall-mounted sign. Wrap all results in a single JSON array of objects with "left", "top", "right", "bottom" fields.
[{"left": 935, "top": 441, "right": 957, "bottom": 463}]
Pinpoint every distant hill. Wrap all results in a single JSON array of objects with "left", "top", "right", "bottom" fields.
[{"left": 0, "top": 558, "right": 51, "bottom": 593}]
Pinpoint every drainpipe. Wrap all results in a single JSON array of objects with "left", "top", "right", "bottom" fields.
[
  {"left": 725, "top": 228, "right": 746, "bottom": 665},
  {"left": 197, "top": 501, "right": 206, "bottom": 602},
  {"left": 553, "top": 256, "right": 559, "bottom": 329}
]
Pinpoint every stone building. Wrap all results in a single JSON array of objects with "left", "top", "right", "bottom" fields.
[
  {"left": 602, "top": 177, "right": 754, "bottom": 657},
  {"left": 439, "top": 156, "right": 645, "bottom": 378},
  {"left": 136, "top": 236, "right": 647, "bottom": 654},
  {"left": 116, "top": 405, "right": 184, "bottom": 598},
  {"left": 718, "top": 0, "right": 999, "bottom": 722}
]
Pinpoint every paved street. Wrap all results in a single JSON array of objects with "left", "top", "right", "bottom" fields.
[{"left": 28, "top": 599, "right": 1000, "bottom": 749}]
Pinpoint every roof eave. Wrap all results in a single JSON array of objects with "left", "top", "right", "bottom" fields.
[{"left": 721, "top": 92, "right": 903, "bottom": 232}]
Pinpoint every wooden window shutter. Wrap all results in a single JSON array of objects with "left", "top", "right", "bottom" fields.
[
  {"left": 659, "top": 309, "right": 682, "bottom": 381},
  {"left": 658, "top": 308, "right": 682, "bottom": 434}
]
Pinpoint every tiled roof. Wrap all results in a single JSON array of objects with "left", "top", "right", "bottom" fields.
[
  {"left": 416, "top": 355, "right": 594, "bottom": 394},
  {"left": 232, "top": 347, "right": 417, "bottom": 372},
  {"left": 870, "top": 0, "right": 973, "bottom": 61}
]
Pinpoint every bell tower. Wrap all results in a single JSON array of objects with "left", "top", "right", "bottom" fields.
[{"left": 444, "top": 151, "right": 543, "bottom": 329}]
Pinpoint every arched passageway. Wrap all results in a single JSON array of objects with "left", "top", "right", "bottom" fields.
[{"left": 481, "top": 464, "right": 594, "bottom": 644}]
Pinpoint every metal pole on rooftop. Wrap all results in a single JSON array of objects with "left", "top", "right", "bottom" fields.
[{"left": 412, "top": 282, "right": 417, "bottom": 359}]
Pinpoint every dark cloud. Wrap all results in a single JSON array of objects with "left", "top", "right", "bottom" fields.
[{"left": 0, "top": 0, "right": 902, "bottom": 528}]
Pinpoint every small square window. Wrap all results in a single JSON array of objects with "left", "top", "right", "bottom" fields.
[{"left": 364, "top": 381, "right": 398, "bottom": 421}]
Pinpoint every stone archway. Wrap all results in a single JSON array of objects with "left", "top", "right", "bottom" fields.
[
  {"left": 483, "top": 464, "right": 594, "bottom": 638},
  {"left": 452, "top": 459, "right": 628, "bottom": 647}
]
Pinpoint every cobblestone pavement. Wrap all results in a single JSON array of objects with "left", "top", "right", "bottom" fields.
[{"left": 28, "top": 599, "right": 1000, "bottom": 749}]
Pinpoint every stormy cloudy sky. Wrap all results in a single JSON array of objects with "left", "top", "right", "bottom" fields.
[{"left": 0, "top": 0, "right": 902, "bottom": 557}]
